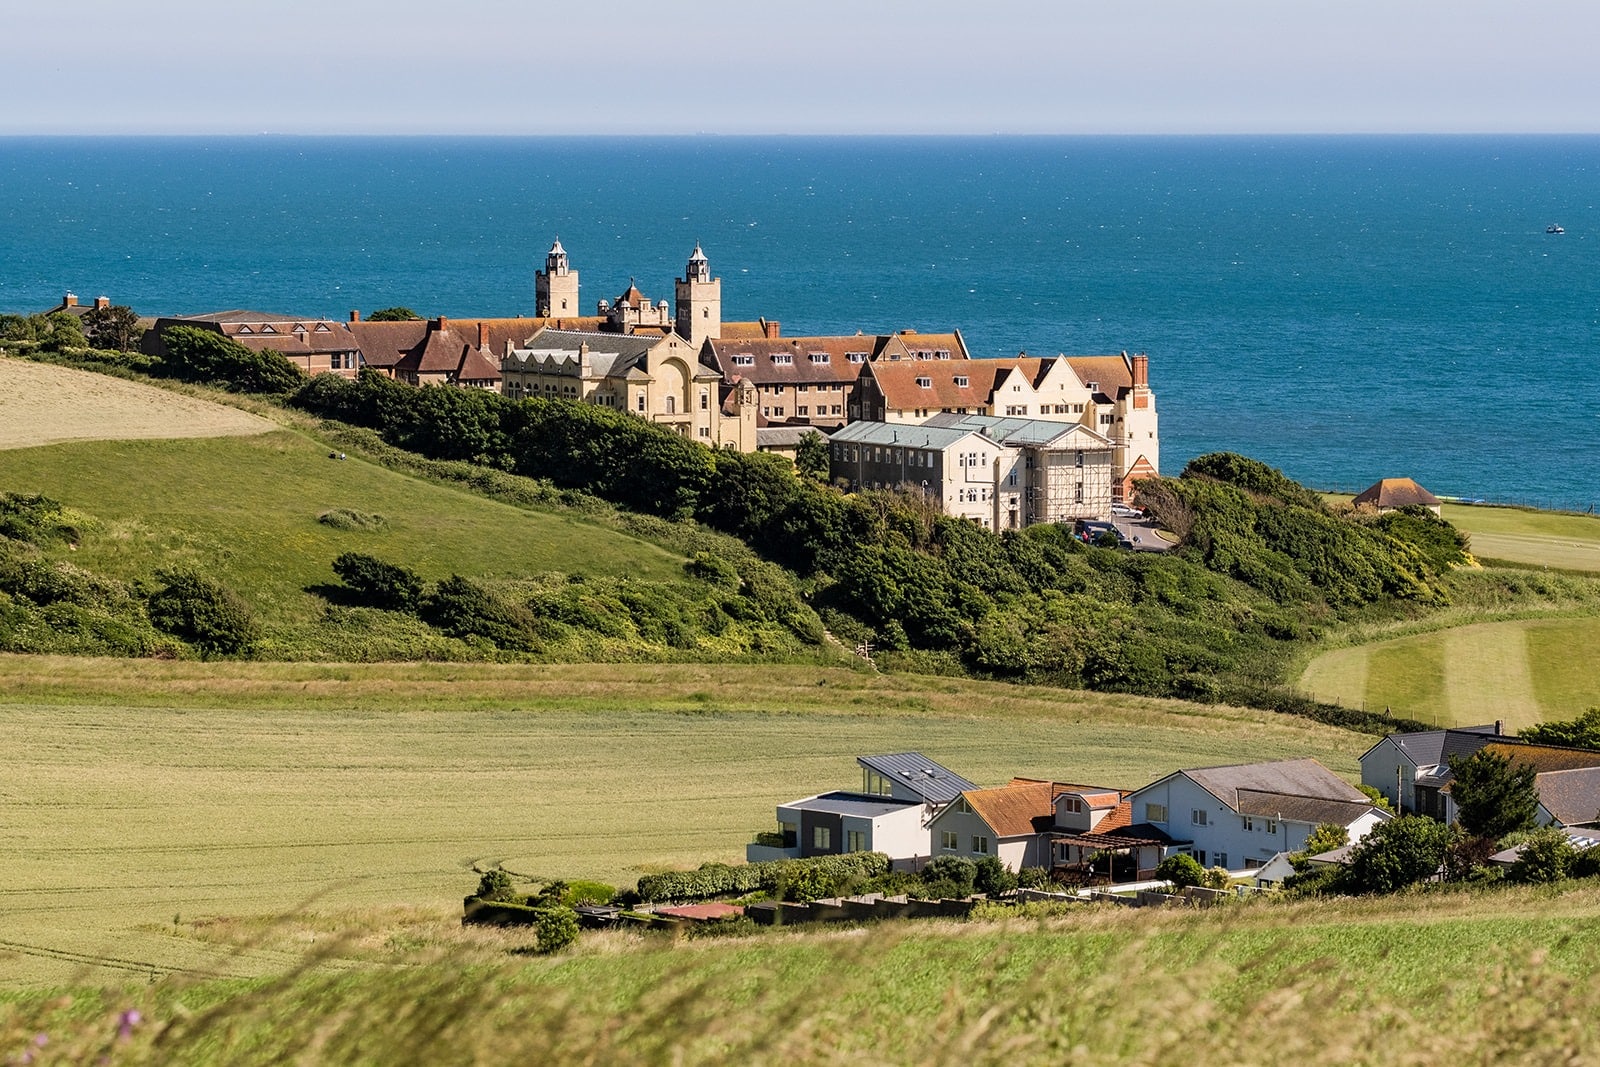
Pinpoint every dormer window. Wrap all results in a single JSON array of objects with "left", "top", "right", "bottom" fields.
[
  {"left": 915, "top": 376, "right": 932, "bottom": 388},
  {"left": 731, "top": 354, "right": 754, "bottom": 366},
  {"left": 846, "top": 352, "right": 867, "bottom": 363},
  {"left": 936, "top": 349, "right": 951, "bottom": 359},
  {"left": 954, "top": 376, "right": 969, "bottom": 387},
  {"left": 772, "top": 353, "right": 793, "bottom": 365},
  {"left": 314, "top": 323, "right": 331, "bottom": 332},
  {"left": 809, "top": 352, "right": 830, "bottom": 364},
  {"left": 1085, "top": 381, "right": 1099, "bottom": 392},
  {"left": 237, "top": 325, "right": 253, "bottom": 334},
  {"left": 1062, "top": 796, "right": 1083, "bottom": 814}
]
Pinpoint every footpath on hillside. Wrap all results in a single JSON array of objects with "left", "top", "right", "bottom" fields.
[{"left": 0, "top": 356, "right": 273, "bottom": 449}]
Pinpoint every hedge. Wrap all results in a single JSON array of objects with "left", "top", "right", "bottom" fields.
[{"left": 637, "top": 852, "right": 890, "bottom": 903}]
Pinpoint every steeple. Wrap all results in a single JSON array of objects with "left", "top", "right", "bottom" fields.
[
  {"left": 536, "top": 237, "right": 579, "bottom": 317},
  {"left": 675, "top": 242, "right": 720, "bottom": 346}
]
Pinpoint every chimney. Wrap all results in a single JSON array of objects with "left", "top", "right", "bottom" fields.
[
  {"left": 1495, "top": 719, "right": 1504, "bottom": 736},
  {"left": 1131, "top": 354, "right": 1149, "bottom": 387},
  {"left": 94, "top": 296, "right": 110, "bottom": 309},
  {"left": 436, "top": 315, "right": 449, "bottom": 333},
  {"left": 63, "top": 292, "right": 77, "bottom": 307},
  {"left": 761, "top": 318, "right": 781, "bottom": 339},
  {"left": 349, "top": 310, "right": 361, "bottom": 322},
  {"left": 478, "top": 322, "right": 490, "bottom": 349}
]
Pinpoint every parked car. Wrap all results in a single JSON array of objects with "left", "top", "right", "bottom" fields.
[{"left": 1110, "top": 503, "right": 1144, "bottom": 518}]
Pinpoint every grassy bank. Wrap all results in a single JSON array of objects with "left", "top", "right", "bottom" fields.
[
  {"left": 8, "top": 883, "right": 1600, "bottom": 1064},
  {"left": 0, "top": 658, "right": 1365, "bottom": 987}
]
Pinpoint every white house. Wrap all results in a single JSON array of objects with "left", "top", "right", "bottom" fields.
[
  {"left": 747, "top": 753, "right": 977, "bottom": 871},
  {"left": 1358, "top": 723, "right": 1506, "bottom": 819},
  {"left": 1125, "top": 758, "right": 1391, "bottom": 872}
]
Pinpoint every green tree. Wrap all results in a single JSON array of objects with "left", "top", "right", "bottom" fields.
[
  {"left": 1358, "top": 784, "right": 1396, "bottom": 814},
  {"left": 332, "top": 552, "right": 424, "bottom": 612},
  {"left": 42, "top": 311, "right": 86, "bottom": 351},
  {"left": 1448, "top": 749, "right": 1539, "bottom": 840},
  {"left": 158, "top": 325, "right": 304, "bottom": 395},
  {"left": 1298, "top": 823, "right": 1349, "bottom": 859},
  {"left": 368, "top": 307, "right": 422, "bottom": 321},
  {"left": 1154, "top": 853, "right": 1205, "bottom": 888},
  {"left": 972, "top": 856, "right": 1017, "bottom": 896},
  {"left": 1523, "top": 707, "right": 1600, "bottom": 751},
  {"left": 1341, "top": 815, "right": 1454, "bottom": 894},
  {"left": 794, "top": 431, "right": 830, "bottom": 483},
  {"left": 534, "top": 906, "right": 579, "bottom": 954},
  {"left": 474, "top": 869, "right": 518, "bottom": 903},
  {"left": 80, "top": 304, "right": 141, "bottom": 351},
  {"left": 145, "top": 569, "right": 259, "bottom": 655}
]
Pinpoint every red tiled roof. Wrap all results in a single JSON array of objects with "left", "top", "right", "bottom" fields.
[
  {"left": 703, "top": 335, "right": 878, "bottom": 385},
  {"left": 1353, "top": 478, "right": 1441, "bottom": 510},
  {"left": 963, "top": 780, "right": 1081, "bottom": 838}
]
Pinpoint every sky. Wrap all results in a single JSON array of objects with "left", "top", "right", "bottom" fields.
[{"left": 6, "top": 0, "right": 1600, "bottom": 135}]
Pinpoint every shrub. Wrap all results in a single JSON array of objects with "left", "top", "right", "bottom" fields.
[
  {"left": 636, "top": 852, "right": 888, "bottom": 903},
  {"left": 145, "top": 569, "right": 259, "bottom": 655},
  {"left": 973, "top": 856, "right": 1017, "bottom": 896},
  {"left": 318, "top": 509, "right": 389, "bottom": 531},
  {"left": 157, "top": 325, "right": 305, "bottom": 395},
  {"left": 920, "top": 856, "right": 978, "bottom": 897},
  {"left": 420, "top": 575, "right": 541, "bottom": 651},
  {"left": 1154, "top": 853, "right": 1205, "bottom": 889},
  {"left": 1341, "top": 816, "right": 1455, "bottom": 894},
  {"left": 535, "top": 906, "right": 580, "bottom": 954},
  {"left": 1571, "top": 845, "right": 1600, "bottom": 880},
  {"left": 1508, "top": 828, "right": 1577, "bottom": 884},
  {"left": 332, "top": 552, "right": 425, "bottom": 612},
  {"left": 475, "top": 869, "right": 518, "bottom": 903},
  {"left": 1449, "top": 749, "right": 1539, "bottom": 841},
  {"left": 1016, "top": 866, "right": 1055, "bottom": 890}
]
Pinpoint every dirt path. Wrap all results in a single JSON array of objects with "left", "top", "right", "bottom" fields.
[{"left": 0, "top": 357, "right": 273, "bottom": 449}]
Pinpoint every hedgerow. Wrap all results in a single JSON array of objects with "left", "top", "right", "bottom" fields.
[{"left": 636, "top": 852, "right": 890, "bottom": 903}]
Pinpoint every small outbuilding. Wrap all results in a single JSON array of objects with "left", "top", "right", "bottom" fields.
[{"left": 1353, "top": 477, "right": 1442, "bottom": 516}]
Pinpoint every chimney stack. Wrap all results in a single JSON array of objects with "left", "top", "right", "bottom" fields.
[
  {"left": 478, "top": 322, "right": 489, "bottom": 349},
  {"left": 94, "top": 296, "right": 110, "bottom": 309},
  {"left": 63, "top": 293, "right": 78, "bottom": 307},
  {"left": 1131, "top": 354, "right": 1149, "bottom": 387},
  {"left": 761, "top": 318, "right": 781, "bottom": 339},
  {"left": 350, "top": 310, "right": 361, "bottom": 322},
  {"left": 436, "top": 315, "right": 449, "bottom": 333}
]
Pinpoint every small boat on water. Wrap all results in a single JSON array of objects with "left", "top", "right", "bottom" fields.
[{"left": 1547, "top": 224, "right": 1566, "bottom": 234}]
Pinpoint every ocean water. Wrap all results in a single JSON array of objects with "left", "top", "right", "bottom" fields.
[{"left": 2, "top": 135, "right": 1596, "bottom": 509}]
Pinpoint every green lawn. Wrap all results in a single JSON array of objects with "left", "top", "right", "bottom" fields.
[
  {"left": 0, "top": 430, "right": 687, "bottom": 625},
  {"left": 1444, "top": 503, "right": 1600, "bottom": 573},
  {"left": 1299, "top": 616, "right": 1600, "bottom": 729},
  {"left": 0, "top": 657, "right": 1366, "bottom": 988}
]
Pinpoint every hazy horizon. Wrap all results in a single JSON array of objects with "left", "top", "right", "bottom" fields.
[{"left": 7, "top": 1, "right": 1599, "bottom": 136}]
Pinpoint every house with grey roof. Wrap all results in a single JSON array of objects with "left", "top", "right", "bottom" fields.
[
  {"left": 747, "top": 753, "right": 978, "bottom": 871},
  {"left": 1359, "top": 724, "right": 1508, "bottom": 819},
  {"left": 829, "top": 413, "right": 1117, "bottom": 530},
  {"left": 1125, "top": 758, "right": 1391, "bottom": 875}
]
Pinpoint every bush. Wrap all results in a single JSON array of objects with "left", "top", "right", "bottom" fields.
[
  {"left": 318, "top": 509, "right": 388, "bottom": 531},
  {"left": 973, "top": 856, "right": 1017, "bottom": 896},
  {"left": 535, "top": 906, "right": 580, "bottom": 954},
  {"left": 332, "top": 552, "right": 425, "bottom": 612},
  {"left": 920, "top": 856, "right": 978, "bottom": 897},
  {"left": 1508, "top": 828, "right": 1577, "bottom": 884},
  {"left": 1341, "top": 816, "right": 1455, "bottom": 895},
  {"left": 157, "top": 325, "right": 305, "bottom": 395},
  {"left": 636, "top": 852, "right": 889, "bottom": 903},
  {"left": 1154, "top": 853, "right": 1205, "bottom": 889},
  {"left": 145, "top": 569, "right": 259, "bottom": 655},
  {"left": 475, "top": 869, "right": 518, "bottom": 903},
  {"left": 1016, "top": 866, "right": 1055, "bottom": 890},
  {"left": 420, "top": 575, "right": 541, "bottom": 651}
]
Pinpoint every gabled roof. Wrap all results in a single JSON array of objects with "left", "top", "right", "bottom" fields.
[
  {"left": 1354, "top": 477, "right": 1441, "bottom": 510},
  {"left": 1535, "top": 767, "right": 1600, "bottom": 827},
  {"left": 1061, "top": 355, "right": 1135, "bottom": 402},
  {"left": 1161, "top": 758, "right": 1370, "bottom": 817},
  {"left": 702, "top": 335, "right": 878, "bottom": 385},
  {"left": 1357, "top": 725, "right": 1504, "bottom": 766},
  {"left": 1233, "top": 788, "right": 1384, "bottom": 827},
  {"left": 856, "top": 753, "right": 976, "bottom": 805},
  {"left": 959, "top": 779, "right": 1070, "bottom": 838}
]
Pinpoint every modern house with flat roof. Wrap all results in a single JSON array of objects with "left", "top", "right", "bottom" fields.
[{"left": 748, "top": 753, "right": 977, "bottom": 871}]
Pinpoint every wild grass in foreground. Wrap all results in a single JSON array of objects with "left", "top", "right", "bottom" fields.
[{"left": 7, "top": 884, "right": 1600, "bottom": 1065}]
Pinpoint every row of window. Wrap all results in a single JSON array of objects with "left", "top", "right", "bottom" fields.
[
  {"left": 811, "top": 826, "right": 870, "bottom": 852},
  {"left": 940, "top": 831, "right": 990, "bottom": 854},
  {"left": 912, "top": 373, "right": 967, "bottom": 388},
  {"left": 1144, "top": 803, "right": 1279, "bottom": 835}
]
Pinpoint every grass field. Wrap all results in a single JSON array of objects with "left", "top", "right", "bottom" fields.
[
  {"left": 1298, "top": 615, "right": 1600, "bottom": 729},
  {"left": 0, "top": 430, "right": 688, "bottom": 625},
  {"left": 1444, "top": 502, "right": 1600, "bottom": 573},
  {"left": 0, "top": 357, "right": 274, "bottom": 449},
  {"left": 0, "top": 657, "right": 1368, "bottom": 989}
]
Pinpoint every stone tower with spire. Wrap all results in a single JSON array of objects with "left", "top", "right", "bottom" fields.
[
  {"left": 535, "top": 239, "right": 579, "bottom": 318},
  {"left": 674, "top": 242, "right": 721, "bottom": 346}
]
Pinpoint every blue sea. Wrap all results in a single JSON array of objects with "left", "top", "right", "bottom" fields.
[{"left": 2, "top": 136, "right": 1596, "bottom": 510}]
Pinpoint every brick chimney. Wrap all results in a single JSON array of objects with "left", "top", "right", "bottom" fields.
[
  {"left": 1131, "top": 354, "right": 1149, "bottom": 387},
  {"left": 94, "top": 296, "right": 110, "bottom": 309},
  {"left": 349, "top": 310, "right": 361, "bottom": 322},
  {"left": 63, "top": 293, "right": 78, "bottom": 308},
  {"left": 761, "top": 318, "right": 781, "bottom": 339},
  {"left": 478, "top": 322, "right": 490, "bottom": 349},
  {"left": 435, "top": 315, "right": 449, "bottom": 333}
]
